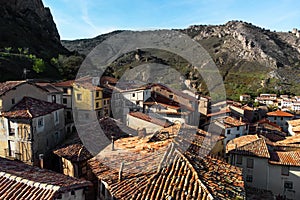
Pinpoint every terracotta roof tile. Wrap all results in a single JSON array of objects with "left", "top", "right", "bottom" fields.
[
  {"left": 129, "top": 112, "right": 173, "bottom": 128},
  {"left": 88, "top": 127, "right": 245, "bottom": 200},
  {"left": 0, "top": 81, "right": 26, "bottom": 96},
  {"left": 257, "top": 118, "right": 282, "bottom": 131},
  {"left": 269, "top": 151, "right": 300, "bottom": 166},
  {"left": 0, "top": 157, "right": 92, "bottom": 199},
  {"left": 227, "top": 135, "right": 270, "bottom": 158},
  {"left": 53, "top": 80, "right": 75, "bottom": 87},
  {"left": 53, "top": 144, "right": 93, "bottom": 162},
  {"left": 2, "top": 97, "right": 64, "bottom": 119},
  {"left": 288, "top": 119, "right": 300, "bottom": 127},
  {"left": 267, "top": 110, "right": 294, "bottom": 117}
]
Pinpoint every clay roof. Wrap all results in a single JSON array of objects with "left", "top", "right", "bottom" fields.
[
  {"left": 267, "top": 110, "right": 294, "bottom": 117},
  {"left": 257, "top": 118, "right": 282, "bottom": 131},
  {"left": 215, "top": 116, "right": 245, "bottom": 128},
  {"left": 88, "top": 127, "right": 245, "bottom": 200},
  {"left": 2, "top": 97, "right": 64, "bottom": 119},
  {"left": 269, "top": 151, "right": 300, "bottom": 166},
  {"left": 100, "top": 76, "right": 118, "bottom": 86},
  {"left": 54, "top": 80, "right": 75, "bottom": 87},
  {"left": 258, "top": 131, "right": 286, "bottom": 142},
  {"left": 207, "top": 108, "right": 231, "bottom": 117},
  {"left": 74, "top": 76, "right": 103, "bottom": 90},
  {"left": 35, "top": 82, "right": 62, "bottom": 93},
  {"left": 53, "top": 144, "right": 93, "bottom": 162},
  {"left": 0, "top": 80, "right": 26, "bottom": 96},
  {"left": 288, "top": 119, "right": 300, "bottom": 127},
  {"left": 129, "top": 112, "right": 173, "bottom": 128},
  {"left": 0, "top": 157, "right": 92, "bottom": 200},
  {"left": 227, "top": 135, "right": 270, "bottom": 158},
  {"left": 277, "top": 135, "right": 300, "bottom": 145}
]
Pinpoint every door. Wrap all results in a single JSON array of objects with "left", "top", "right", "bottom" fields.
[{"left": 8, "top": 140, "right": 15, "bottom": 157}]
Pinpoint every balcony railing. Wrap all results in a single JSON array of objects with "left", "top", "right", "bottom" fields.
[{"left": 4, "top": 149, "right": 21, "bottom": 160}]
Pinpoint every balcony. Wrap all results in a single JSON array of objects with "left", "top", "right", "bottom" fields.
[{"left": 4, "top": 148, "right": 21, "bottom": 160}]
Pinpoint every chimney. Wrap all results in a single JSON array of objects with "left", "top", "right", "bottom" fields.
[
  {"left": 239, "top": 116, "right": 243, "bottom": 122},
  {"left": 111, "top": 136, "right": 115, "bottom": 151},
  {"left": 119, "top": 162, "right": 124, "bottom": 182},
  {"left": 39, "top": 154, "right": 44, "bottom": 169}
]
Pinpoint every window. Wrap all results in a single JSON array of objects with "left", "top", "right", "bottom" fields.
[
  {"left": 11, "top": 98, "right": 15, "bottom": 105},
  {"left": 237, "top": 126, "right": 240, "bottom": 131},
  {"left": 169, "top": 94, "right": 174, "bottom": 99},
  {"left": 63, "top": 98, "right": 67, "bottom": 104},
  {"left": 236, "top": 155, "right": 243, "bottom": 165},
  {"left": 281, "top": 166, "right": 290, "bottom": 176},
  {"left": 71, "top": 190, "right": 75, "bottom": 195},
  {"left": 103, "top": 100, "right": 106, "bottom": 105},
  {"left": 96, "top": 91, "right": 100, "bottom": 97},
  {"left": 96, "top": 102, "right": 99, "bottom": 108},
  {"left": 63, "top": 88, "right": 68, "bottom": 93},
  {"left": 9, "top": 128, "right": 15, "bottom": 136},
  {"left": 274, "top": 117, "right": 277, "bottom": 120},
  {"left": 246, "top": 175, "right": 253, "bottom": 182},
  {"left": 52, "top": 95, "right": 56, "bottom": 103},
  {"left": 227, "top": 129, "right": 231, "bottom": 135},
  {"left": 246, "top": 125, "right": 248, "bottom": 130},
  {"left": 54, "top": 111, "right": 59, "bottom": 123},
  {"left": 236, "top": 134, "right": 240, "bottom": 138},
  {"left": 284, "top": 181, "right": 293, "bottom": 189},
  {"left": 132, "top": 93, "right": 135, "bottom": 97},
  {"left": 281, "top": 117, "right": 283, "bottom": 121},
  {"left": 77, "top": 94, "right": 82, "bottom": 101},
  {"left": 38, "top": 118, "right": 44, "bottom": 127},
  {"left": 247, "top": 158, "right": 254, "bottom": 168}
]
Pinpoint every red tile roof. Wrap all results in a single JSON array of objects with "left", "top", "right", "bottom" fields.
[
  {"left": 53, "top": 80, "right": 75, "bottom": 87},
  {"left": 129, "top": 112, "right": 173, "bottom": 128},
  {"left": 35, "top": 82, "right": 62, "bottom": 93},
  {"left": 2, "top": 97, "right": 64, "bottom": 119},
  {"left": 269, "top": 151, "right": 300, "bottom": 166},
  {"left": 53, "top": 144, "right": 93, "bottom": 162},
  {"left": 288, "top": 119, "right": 300, "bottom": 127},
  {"left": 227, "top": 135, "right": 270, "bottom": 158},
  {"left": 88, "top": 128, "right": 245, "bottom": 200},
  {"left": 257, "top": 118, "right": 282, "bottom": 131},
  {"left": 207, "top": 108, "right": 231, "bottom": 117},
  {"left": 0, "top": 157, "right": 92, "bottom": 199},
  {"left": 0, "top": 80, "right": 26, "bottom": 96},
  {"left": 267, "top": 110, "right": 294, "bottom": 117}
]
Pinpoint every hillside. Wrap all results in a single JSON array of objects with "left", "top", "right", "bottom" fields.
[
  {"left": 62, "top": 21, "right": 300, "bottom": 100},
  {"left": 0, "top": 0, "right": 71, "bottom": 81}
]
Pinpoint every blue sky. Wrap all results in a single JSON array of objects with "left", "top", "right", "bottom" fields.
[{"left": 43, "top": 0, "right": 300, "bottom": 40}]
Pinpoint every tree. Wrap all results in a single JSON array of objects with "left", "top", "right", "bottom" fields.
[{"left": 32, "top": 58, "right": 45, "bottom": 73}]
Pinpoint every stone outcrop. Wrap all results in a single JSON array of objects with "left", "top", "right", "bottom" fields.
[{"left": 0, "top": 0, "right": 67, "bottom": 58}]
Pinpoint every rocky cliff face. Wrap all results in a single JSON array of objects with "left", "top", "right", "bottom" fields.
[
  {"left": 0, "top": 0, "right": 67, "bottom": 58},
  {"left": 62, "top": 21, "right": 300, "bottom": 98}
]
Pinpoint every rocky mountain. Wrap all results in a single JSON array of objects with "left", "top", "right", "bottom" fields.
[
  {"left": 0, "top": 0, "right": 70, "bottom": 81},
  {"left": 62, "top": 21, "right": 300, "bottom": 99}
]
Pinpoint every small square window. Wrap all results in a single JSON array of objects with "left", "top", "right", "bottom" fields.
[
  {"left": 281, "top": 166, "right": 289, "bottom": 176},
  {"left": 96, "top": 91, "right": 100, "bottom": 97},
  {"left": 11, "top": 98, "right": 15, "bottom": 105},
  {"left": 63, "top": 98, "right": 67, "bottom": 104},
  {"left": 227, "top": 129, "right": 231, "bottom": 135},
  {"left": 247, "top": 158, "right": 254, "bottom": 168},
  {"left": 237, "top": 126, "right": 240, "bottom": 131},
  {"left": 132, "top": 93, "right": 135, "bottom": 97},
  {"left": 38, "top": 118, "right": 44, "bottom": 127},
  {"left": 284, "top": 181, "right": 293, "bottom": 189},
  {"left": 96, "top": 102, "right": 99, "bottom": 108},
  {"left": 281, "top": 117, "right": 284, "bottom": 121},
  {"left": 63, "top": 88, "right": 68, "bottom": 93},
  {"left": 77, "top": 94, "right": 82, "bottom": 101},
  {"left": 236, "top": 155, "right": 242, "bottom": 165},
  {"left": 274, "top": 117, "right": 277, "bottom": 120},
  {"left": 246, "top": 175, "right": 253, "bottom": 182}
]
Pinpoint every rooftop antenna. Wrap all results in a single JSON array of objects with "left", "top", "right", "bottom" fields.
[{"left": 23, "top": 68, "right": 30, "bottom": 79}]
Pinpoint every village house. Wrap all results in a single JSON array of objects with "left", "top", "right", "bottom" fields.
[
  {"left": 54, "top": 143, "right": 93, "bottom": 179},
  {"left": 230, "top": 104, "right": 263, "bottom": 123},
  {"left": 227, "top": 135, "right": 300, "bottom": 200},
  {"left": 0, "top": 157, "right": 92, "bottom": 200},
  {"left": 54, "top": 80, "right": 75, "bottom": 133},
  {"left": 126, "top": 111, "right": 173, "bottom": 134},
  {"left": 255, "top": 94, "right": 278, "bottom": 106},
  {"left": 0, "top": 80, "right": 63, "bottom": 112},
  {"left": 205, "top": 116, "right": 249, "bottom": 148},
  {"left": 0, "top": 97, "right": 65, "bottom": 167},
  {"left": 73, "top": 77, "right": 104, "bottom": 122},
  {"left": 240, "top": 94, "right": 251, "bottom": 102},
  {"left": 87, "top": 124, "right": 245, "bottom": 200},
  {"left": 267, "top": 110, "right": 294, "bottom": 133},
  {"left": 287, "top": 119, "right": 300, "bottom": 136}
]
